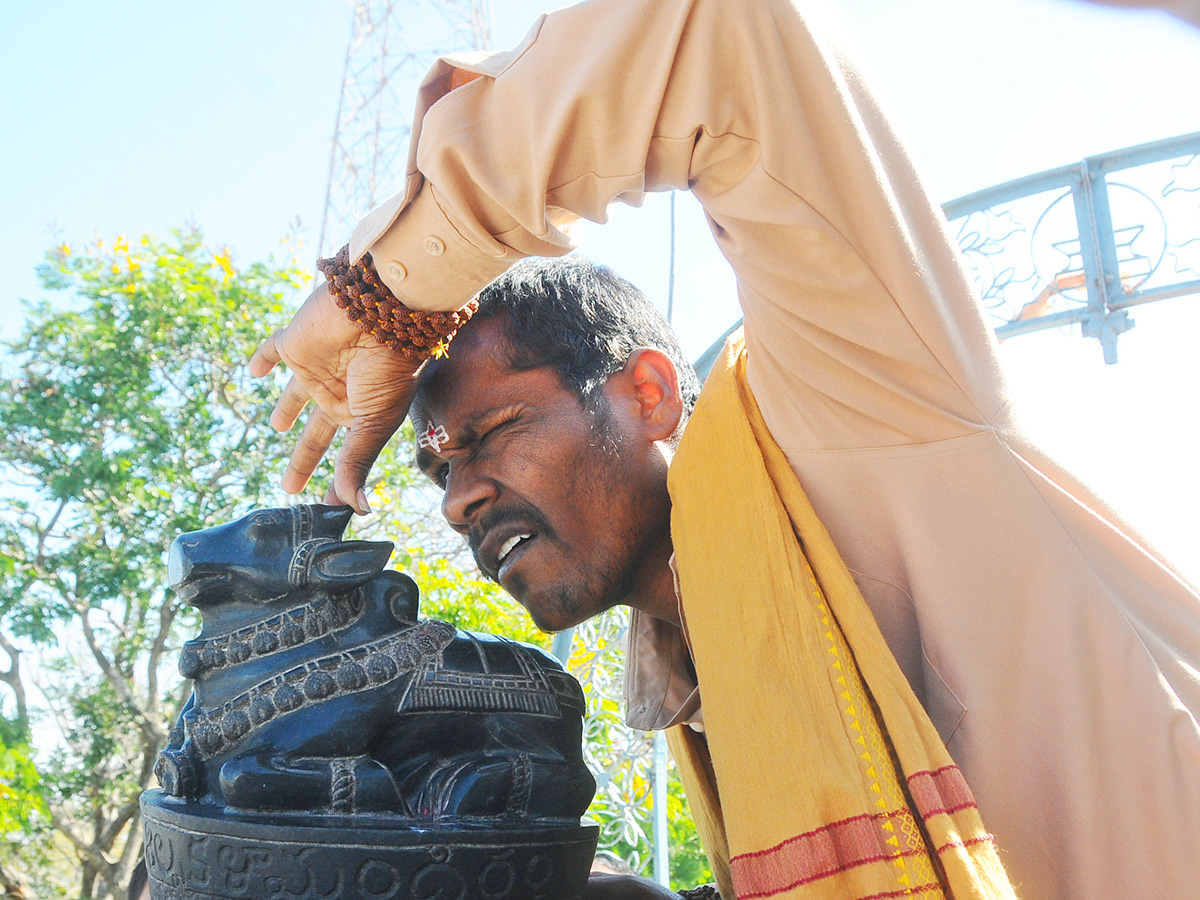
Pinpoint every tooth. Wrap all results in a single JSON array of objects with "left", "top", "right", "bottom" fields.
[
  {"left": 498, "top": 533, "right": 533, "bottom": 566},
  {"left": 499, "top": 535, "right": 520, "bottom": 562}
]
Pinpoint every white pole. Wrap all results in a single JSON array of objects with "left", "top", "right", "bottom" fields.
[
  {"left": 550, "top": 628, "right": 574, "bottom": 664},
  {"left": 652, "top": 729, "right": 670, "bottom": 886}
]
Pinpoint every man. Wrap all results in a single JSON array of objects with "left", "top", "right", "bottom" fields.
[{"left": 249, "top": 0, "right": 1200, "bottom": 897}]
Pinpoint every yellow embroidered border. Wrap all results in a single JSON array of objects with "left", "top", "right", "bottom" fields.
[{"left": 809, "top": 557, "right": 943, "bottom": 897}]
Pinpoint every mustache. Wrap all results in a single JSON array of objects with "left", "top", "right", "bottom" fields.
[{"left": 467, "top": 504, "right": 553, "bottom": 565}]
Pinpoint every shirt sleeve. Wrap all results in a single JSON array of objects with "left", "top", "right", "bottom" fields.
[{"left": 353, "top": 0, "right": 1011, "bottom": 452}]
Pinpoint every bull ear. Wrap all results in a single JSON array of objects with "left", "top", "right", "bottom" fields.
[{"left": 309, "top": 541, "right": 395, "bottom": 588}]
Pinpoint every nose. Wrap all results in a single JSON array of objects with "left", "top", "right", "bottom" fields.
[{"left": 440, "top": 461, "right": 497, "bottom": 534}]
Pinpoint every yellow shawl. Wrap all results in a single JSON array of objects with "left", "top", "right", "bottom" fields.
[{"left": 666, "top": 334, "right": 1015, "bottom": 900}]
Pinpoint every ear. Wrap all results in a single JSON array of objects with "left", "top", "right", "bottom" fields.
[
  {"left": 309, "top": 541, "right": 395, "bottom": 589},
  {"left": 608, "top": 348, "right": 684, "bottom": 443}
]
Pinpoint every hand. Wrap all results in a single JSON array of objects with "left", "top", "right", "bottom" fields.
[
  {"left": 249, "top": 281, "right": 419, "bottom": 513},
  {"left": 584, "top": 874, "right": 681, "bottom": 899}
]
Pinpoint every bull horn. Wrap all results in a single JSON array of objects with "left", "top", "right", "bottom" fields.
[{"left": 308, "top": 541, "right": 395, "bottom": 588}]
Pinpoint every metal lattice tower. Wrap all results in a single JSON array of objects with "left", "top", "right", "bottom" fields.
[{"left": 319, "top": 0, "right": 492, "bottom": 256}]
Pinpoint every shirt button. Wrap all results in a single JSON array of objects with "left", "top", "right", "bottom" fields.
[
  {"left": 423, "top": 236, "right": 446, "bottom": 256},
  {"left": 385, "top": 261, "right": 407, "bottom": 282}
]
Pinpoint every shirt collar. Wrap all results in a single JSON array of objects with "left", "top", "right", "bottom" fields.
[{"left": 623, "top": 554, "right": 704, "bottom": 730}]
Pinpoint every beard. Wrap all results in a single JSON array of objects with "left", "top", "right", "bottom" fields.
[
  {"left": 468, "top": 498, "right": 641, "bottom": 633},
  {"left": 474, "top": 403, "right": 664, "bottom": 632}
]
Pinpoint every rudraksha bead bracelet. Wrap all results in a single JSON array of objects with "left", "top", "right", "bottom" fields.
[{"left": 317, "top": 243, "right": 479, "bottom": 362}]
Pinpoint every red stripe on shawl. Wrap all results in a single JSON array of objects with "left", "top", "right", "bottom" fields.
[
  {"left": 730, "top": 809, "right": 935, "bottom": 899},
  {"left": 906, "top": 765, "right": 978, "bottom": 819},
  {"left": 936, "top": 835, "right": 997, "bottom": 855},
  {"left": 857, "top": 886, "right": 944, "bottom": 900}
]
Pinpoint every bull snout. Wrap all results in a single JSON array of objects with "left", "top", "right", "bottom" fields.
[
  {"left": 168, "top": 532, "right": 236, "bottom": 607},
  {"left": 168, "top": 536, "right": 193, "bottom": 590}
]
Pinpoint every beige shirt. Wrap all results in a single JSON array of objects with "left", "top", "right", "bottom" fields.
[{"left": 350, "top": 1, "right": 1200, "bottom": 897}]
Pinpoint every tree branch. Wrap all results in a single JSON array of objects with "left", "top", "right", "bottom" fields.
[
  {"left": 169, "top": 679, "right": 192, "bottom": 725},
  {"left": 0, "top": 859, "right": 38, "bottom": 900},
  {"left": 97, "top": 797, "right": 140, "bottom": 853},
  {"left": 35, "top": 497, "right": 68, "bottom": 571},
  {"left": 47, "top": 804, "right": 117, "bottom": 877},
  {"left": 144, "top": 592, "right": 178, "bottom": 741},
  {"left": 73, "top": 601, "right": 166, "bottom": 745},
  {"left": 0, "top": 630, "right": 28, "bottom": 724}
]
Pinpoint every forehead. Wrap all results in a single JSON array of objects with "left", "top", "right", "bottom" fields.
[
  {"left": 410, "top": 320, "right": 597, "bottom": 458},
  {"left": 411, "top": 319, "right": 524, "bottom": 422}
]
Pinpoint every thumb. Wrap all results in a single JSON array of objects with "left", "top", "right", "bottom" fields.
[{"left": 332, "top": 414, "right": 405, "bottom": 514}]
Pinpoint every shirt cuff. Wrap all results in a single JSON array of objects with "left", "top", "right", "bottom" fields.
[{"left": 349, "top": 182, "right": 515, "bottom": 313}]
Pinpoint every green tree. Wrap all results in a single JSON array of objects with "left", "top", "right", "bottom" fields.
[
  {"left": 0, "top": 231, "right": 307, "bottom": 898},
  {"left": 0, "top": 230, "right": 711, "bottom": 897}
]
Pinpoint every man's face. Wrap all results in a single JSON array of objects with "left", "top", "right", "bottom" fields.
[{"left": 410, "top": 319, "right": 673, "bottom": 632}]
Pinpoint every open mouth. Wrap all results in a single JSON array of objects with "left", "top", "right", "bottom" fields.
[
  {"left": 496, "top": 532, "right": 538, "bottom": 581},
  {"left": 173, "top": 572, "right": 231, "bottom": 602}
]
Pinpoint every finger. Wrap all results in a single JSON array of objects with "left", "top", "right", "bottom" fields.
[
  {"left": 331, "top": 414, "right": 406, "bottom": 514},
  {"left": 321, "top": 485, "right": 342, "bottom": 506},
  {"left": 248, "top": 332, "right": 283, "bottom": 378},
  {"left": 281, "top": 410, "right": 340, "bottom": 495},
  {"left": 269, "top": 376, "right": 312, "bottom": 433}
]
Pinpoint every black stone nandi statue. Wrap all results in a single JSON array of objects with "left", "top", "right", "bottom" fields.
[{"left": 139, "top": 505, "right": 598, "bottom": 900}]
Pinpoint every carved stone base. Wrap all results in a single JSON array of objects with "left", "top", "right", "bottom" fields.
[{"left": 141, "top": 791, "right": 599, "bottom": 900}]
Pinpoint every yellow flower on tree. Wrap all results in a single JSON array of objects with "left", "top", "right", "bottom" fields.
[{"left": 214, "top": 248, "right": 235, "bottom": 282}]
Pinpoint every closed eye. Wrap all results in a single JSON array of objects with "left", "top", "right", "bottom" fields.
[
  {"left": 478, "top": 411, "right": 520, "bottom": 449},
  {"left": 417, "top": 407, "right": 521, "bottom": 488}
]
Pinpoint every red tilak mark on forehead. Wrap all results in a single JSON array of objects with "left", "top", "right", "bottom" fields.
[{"left": 418, "top": 423, "right": 450, "bottom": 452}]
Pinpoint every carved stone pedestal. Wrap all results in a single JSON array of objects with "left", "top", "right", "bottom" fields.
[{"left": 142, "top": 791, "right": 599, "bottom": 900}]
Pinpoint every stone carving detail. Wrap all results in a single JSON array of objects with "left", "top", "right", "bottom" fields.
[
  {"left": 140, "top": 802, "right": 597, "bottom": 900},
  {"left": 181, "top": 621, "right": 456, "bottom": 761},
  {"left": 142, "top": 504, "right": 597, "bottom": 899},
  {"left": 177, "top": 589, "right": 369, "bottom": 681}
]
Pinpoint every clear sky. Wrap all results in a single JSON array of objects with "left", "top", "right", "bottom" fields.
[{"left": 3, "top": 0, "right": 1199, "bottom": 578}]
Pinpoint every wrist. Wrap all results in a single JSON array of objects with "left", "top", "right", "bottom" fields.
[{"left": 317, "top": 244, "right": 479, "bottom": 362}]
